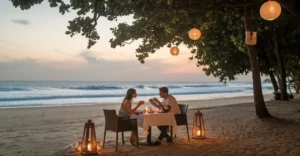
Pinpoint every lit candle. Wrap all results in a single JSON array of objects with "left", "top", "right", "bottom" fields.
[
  {"left": 97, "top": 142, "right": 101, "bottom": 152},
  {"left": 77, "top": 142, "right": 82, "bottom": 152},
  {"left": 145, "top": 106, "right": 149, "bottom": 113},
  {"left": 88, "top": 143, "right": 91, "bottom": 151},
  {"left": 197, "top": 130, "right": 201, "bottom": 136}
]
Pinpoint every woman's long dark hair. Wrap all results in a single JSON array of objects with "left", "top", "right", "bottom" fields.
[{"left": 121, "top": 88, "right": 136, "bottom": 107}]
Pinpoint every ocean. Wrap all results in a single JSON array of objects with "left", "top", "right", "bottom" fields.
[{"left": 0, "top": 81, "right": 274, "bottom": 109}]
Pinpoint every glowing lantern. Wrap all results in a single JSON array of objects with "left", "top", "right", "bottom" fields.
[
  {"left": 260, "top": 0, "right": 281, "bottom": 21},
  {"left": 192, "top": 110, "right": 206, "bottom": 139},
  {"left": 170, "top": 46, "right": 180, "bottom": 56},
  {"left": 188, "top": 28, "right": 201, "bottom": 40},
  {"left": 245, "top": 31, "right": 257, "bottom": 45},
  {"left": 76, "top": 119, "right": 101, "bottom": 155}
]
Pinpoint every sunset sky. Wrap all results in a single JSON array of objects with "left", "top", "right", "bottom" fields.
[{"left": 0, "top": 1, "right": 253, "bottom": 82}]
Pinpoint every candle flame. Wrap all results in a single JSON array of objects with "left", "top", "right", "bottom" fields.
[
  {"left": 88, "top": 144, "right": 91, "bottom": 151},
  {"left": 197, "top": 130, "right": 201, "bottom": 136},
  {"left": 97, "top": 142, "right": 101, "bottom": 151}
]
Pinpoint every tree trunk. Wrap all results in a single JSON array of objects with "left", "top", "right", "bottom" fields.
[
  {"left": 262, "top": 51, "right": 279, "bottom": 93},
  {"left": 295, "top": 78, "right": 300, "bottom": 94},
  {"left": 244, "top": 7, "right": 270, "bottom": 118},
  {"left": 273, "top": 32, "right": 289, "bottom": 100},
  {"left": 277, "top": 73, "right": 282, "bottom": 91},
  {"left": 269, "top": 70, "right": 279, "bottom": 93}
]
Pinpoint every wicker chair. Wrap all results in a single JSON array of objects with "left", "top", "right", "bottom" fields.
[
  {"left": 103, "top": 109, "right": 139, "bottom": 151},
  {"left": 174, "top": 104, "right": 190, "bottom": 141}
]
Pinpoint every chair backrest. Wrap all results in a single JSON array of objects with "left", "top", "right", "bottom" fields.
[
  {"left": 178, "top": 104, "right": 188, "bottom": 114},
  {"left": 103, "top": 109, "right": 118, "bottom": 131}
]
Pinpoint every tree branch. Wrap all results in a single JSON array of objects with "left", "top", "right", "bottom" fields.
[
  {"left": 267, "top": 40, "right": 276, "bottom": 52},
  {"left": 174, "top": 0, "right": 264, "bottom": 12},
  {"left": 173, "top": 0, "right": 298, "bottom": 16},
  {"left": 277, "top": 0, "right": 299, "bottom": 16},
  {"left": 124, "top": 40, "right": 135, "bottom": 44},
  {"left": 92, "top": 0, "right": 100, "bottom": 28}
]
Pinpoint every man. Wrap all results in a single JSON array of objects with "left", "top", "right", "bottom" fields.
[{"left": 149, "top": 87, "right": 181, "bottom": 145}]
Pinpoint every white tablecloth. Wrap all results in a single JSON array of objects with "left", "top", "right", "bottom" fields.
[{"left": 131, "top": 112, "right": 177, "bottom": 136}]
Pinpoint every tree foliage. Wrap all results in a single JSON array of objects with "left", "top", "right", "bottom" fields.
[{"left": 9, "top": 0, "right": 300, "bottom": 84}]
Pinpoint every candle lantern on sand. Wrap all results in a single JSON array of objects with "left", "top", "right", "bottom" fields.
[
  {"left": 192, "top": 110, "right": 206, "bottom": 139},
  {"left": 76, "top": 119, "right": 100, "bottom": 155}
]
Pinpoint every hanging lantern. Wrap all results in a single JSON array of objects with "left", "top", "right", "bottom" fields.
[
  {"left": 192, "top": 110, "right": 206, "bottom": 139},
  {"left": 260, "top": 0, "right": 281, "bottom": 21},
  {"left": 188, "top": 28, "right": 201, "bottom": 40},
  {"left": 170, "top": 46, "right": 180, "bottom": 56},
  {"left": 245, "top": 31, "right": 257, "bottom": 45},
  {"left": 76, "top": 119, "right": 101, "bottom": 155}
]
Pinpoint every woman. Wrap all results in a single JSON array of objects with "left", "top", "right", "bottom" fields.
[{"left": 119, "top": 88, "right": 144, "bottom": 145}]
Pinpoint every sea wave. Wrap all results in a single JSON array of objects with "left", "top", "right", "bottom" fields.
[
  {"left": 184, "top": 84, "right": 226, "bottom": 88},
  {"left": 136, "top": 85, "right": 146, "bottom": 89},
  {"left": 0, "top": 87, "right": 29, "bottom": 92},
  {"left": 136, "top": 85, "right": 160, "bottom": 89},
  {"left": 0, "top": 89, "right": 246, "bottom": 102},
  {"left": 167, "top": 85, "right": 182, "bottom": 88},
  {"left": 67, "top": 85, "right": 123, "bottom": 90},
  {"left": 245, "top": 86, "right": 274, "bottom": 90},
  {"left": 136, "top": 84, "right": 226, "bottom": 89}
]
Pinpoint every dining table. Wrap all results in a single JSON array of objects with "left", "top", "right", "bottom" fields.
[{"left": 130, "top": 111, "right": 178, "bottom": 146}]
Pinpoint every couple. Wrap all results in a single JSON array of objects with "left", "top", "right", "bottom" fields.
[{"left": 119, "top": 87, "right": 181, "bottom": 146}]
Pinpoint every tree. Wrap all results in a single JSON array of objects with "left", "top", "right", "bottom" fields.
[
  {"left": 10, "top": 0, "right": 299, "bottom": 118},
  {"left": 258, "top": 10, "right": 300, "bottom": 100}
]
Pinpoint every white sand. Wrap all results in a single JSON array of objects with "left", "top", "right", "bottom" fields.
[{"left": 0, "top": 94, "right": 300, "bottom": 156}]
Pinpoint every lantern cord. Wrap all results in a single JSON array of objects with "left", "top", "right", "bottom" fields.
[{"left": 250, "top": 6, "right": 255, "bottom": 38}]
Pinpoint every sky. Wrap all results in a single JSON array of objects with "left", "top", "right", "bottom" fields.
[{"left": 0, "top": 1, "right": 253, "bottom": 82}]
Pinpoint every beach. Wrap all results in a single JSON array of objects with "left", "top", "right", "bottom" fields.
[{"left": 1, "top": 94, "right": 300, "bottom": 156}]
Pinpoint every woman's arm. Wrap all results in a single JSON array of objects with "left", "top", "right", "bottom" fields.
[
  {"left": 131, "top": 104, "right": 140, "bottom": 114},
  {"left": 124, "top": 100, "right": 143, "bottom": 114}
]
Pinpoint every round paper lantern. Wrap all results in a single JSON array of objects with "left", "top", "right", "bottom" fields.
[
  {"left": 260, "top": 0, "right": 281, "bottom": 21},
  {"left": 188, "top": 28, "right": 201, "bottom": 40},
  {"left": 170, "top": 46, "right": 179, "bottom": 56}
]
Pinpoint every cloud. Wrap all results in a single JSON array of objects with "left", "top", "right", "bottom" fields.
[
  {"left": 0, "top": 55, "right": 12, "bottom": 62},
  {"left": 0, "top": 57, "right": 221, "bottom": 82},
  {"left": 54, "top": 49, "right": 76, "bottom": 57},
  {"left": 12, "top": 19, "right": 30, "bottom": 25},
  {"left": 0, "top": 50, "right": 251, "bottom": 82},
  {"left": 0, "top": 40, "right": 19, "bottom": 46},
  {"left": 80, "top": 51, "right": 104, "bottom": 64}
]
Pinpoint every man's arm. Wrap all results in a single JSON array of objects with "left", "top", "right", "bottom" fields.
[
  {"left": 149, "top": 99, "right": 163, "bottom": 109},
  {"left": 153, "top": 98, "right": 164, "bottom": 106}
]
